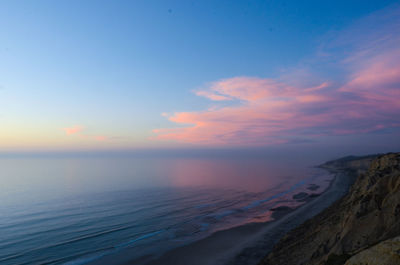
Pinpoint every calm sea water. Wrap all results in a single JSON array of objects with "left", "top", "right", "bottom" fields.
[{"left": 0, "top": 153, "right": 332, "bottom": 265}]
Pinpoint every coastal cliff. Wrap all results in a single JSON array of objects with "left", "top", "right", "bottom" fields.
[{"left": 259, "top": 153, "right": 400, "bottom": 265}]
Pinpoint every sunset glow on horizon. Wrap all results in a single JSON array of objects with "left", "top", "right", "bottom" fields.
[
  {"left": 2, "top": 3, "right": 400, "bottom": 265},
  {"left": 0, "top": 1, "right": 399, "bottom": 153}
]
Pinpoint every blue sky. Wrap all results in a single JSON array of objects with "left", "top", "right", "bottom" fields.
[{"left": 0, "top": 0, "right": 399, "bottom": 152}]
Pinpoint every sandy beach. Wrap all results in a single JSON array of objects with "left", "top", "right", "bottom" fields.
[{"left": 114, "top": 164, "right": 357, "bottom": 265}]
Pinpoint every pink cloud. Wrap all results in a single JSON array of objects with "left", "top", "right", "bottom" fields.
[
  {"left": 153, "top": 6, "right": 400, "bottom": 146},
  {"left": 195, "top": 90, "right": 231, "bottom": 101},
  {"left": 153, "top": 80, "right": 337, "bottom": 145},
  {"left": 198, "top": 77, "right": 295, "bottom": 102},
  {"left": 340, "top": 52, "right": 400, "bottom": 104},
  {"left": 63, "top": 125, "right": 83, "bottom": 135},
  {"left": 63, "top": 126, "right": 110, "bottom": 142},
  {"left": 153, "top": 63, "right": 400, "bottom": 145}
]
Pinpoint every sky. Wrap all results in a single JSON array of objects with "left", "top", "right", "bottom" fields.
[{"left": 0, "top": 0, "right": 399, "bottom": 154}]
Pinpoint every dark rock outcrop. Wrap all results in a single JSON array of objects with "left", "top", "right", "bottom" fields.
[{"left": 259, "top": 153, "right": 400, "bottom": 265}]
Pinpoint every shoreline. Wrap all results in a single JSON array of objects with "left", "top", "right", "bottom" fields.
[{"left": 118, "top": 164, "right": 358, "bottom": 265}]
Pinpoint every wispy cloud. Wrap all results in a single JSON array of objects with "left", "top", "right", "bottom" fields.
[
  {"left": 153, "top": 6, "right": 400, "bottom": 146},
  {"left": 63, "top": 125, "right": 83, "bottom": 135},
  {"left": 63, "top": 125, "right": 108, "bottom": 142}
]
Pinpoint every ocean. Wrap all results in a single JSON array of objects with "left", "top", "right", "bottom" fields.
[{"left": 0, "top": 152, "right": 333, "bottom": 265}]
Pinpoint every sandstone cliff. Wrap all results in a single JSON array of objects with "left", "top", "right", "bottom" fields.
[
  {"left": 259, "top": 153, "right": 400, "bottom": 265},
  {"left": 344, "top": 236, "right": 400, "bottom": 265}
]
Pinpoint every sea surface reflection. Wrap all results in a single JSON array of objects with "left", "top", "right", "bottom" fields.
[{"left": 0, "top": 153, "right": 332, "bottom": 265}]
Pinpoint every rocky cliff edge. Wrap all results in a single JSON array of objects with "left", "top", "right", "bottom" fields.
[{"left": 259, "top": 153, "right": 400, "bottom": 265}]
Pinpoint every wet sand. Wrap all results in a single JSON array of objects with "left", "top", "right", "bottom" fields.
[{"left": 121, "top": 165, "right": 356, "bottom": 265}]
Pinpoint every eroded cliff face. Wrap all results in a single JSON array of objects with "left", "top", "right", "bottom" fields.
[
  {"left": 344, "top": 236, "right": 400, "bottom": 265},
  {"left": 259, "top": 153, "right": 400, "bottom": 265}
]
